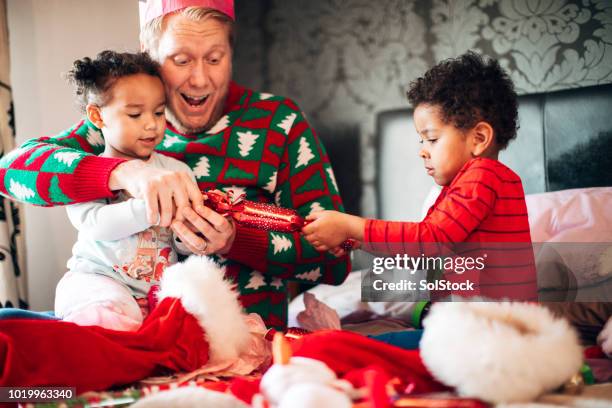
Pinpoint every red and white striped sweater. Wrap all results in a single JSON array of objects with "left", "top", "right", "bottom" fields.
[{"left": 365, "top": 158, "right": 537, "bottom": 301}]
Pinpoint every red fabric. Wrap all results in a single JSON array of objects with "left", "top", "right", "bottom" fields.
[
  {"left": 290, "top": 330, "right": 447, "bottom": 394},
  {"left": 585, "top": 346, "right": 606, "bottom": 359},
  {"left": 229, "top": 376, "right": 262, "bottom": 404},
  {"left": 71, "top": 152, "right": 126, "bottom": 203},
  {"left": 364, "top": 158, "right": 536, "bottom": 301},
  {"left": 0, "top": 298, "right": 209, "bottom": 393}
]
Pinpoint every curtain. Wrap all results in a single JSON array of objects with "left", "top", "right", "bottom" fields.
[{"left": 0, "top": 0, "right": 27, "bottom": 308}]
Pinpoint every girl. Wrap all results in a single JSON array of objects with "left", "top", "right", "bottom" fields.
[{"left": 55, "top": 51, "right": 196, "bottom": 331}]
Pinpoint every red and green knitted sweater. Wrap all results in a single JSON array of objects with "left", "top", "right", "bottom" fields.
[{"left": 0, "top": 82, "right": 351, "bottom": 329}]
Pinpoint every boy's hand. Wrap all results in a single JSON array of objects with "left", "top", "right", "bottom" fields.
[{"left": 302, "top": 211, "right": 365, "bottom": 252}]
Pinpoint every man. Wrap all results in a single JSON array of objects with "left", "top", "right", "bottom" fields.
[{"left": 0, "top": 0, "right": 350, "bottom": 329}]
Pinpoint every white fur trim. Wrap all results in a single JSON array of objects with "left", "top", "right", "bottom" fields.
[
  {"left": 420, "top": 302, "right": 582, "bottom": 404},
  {"left": 131, "top": 386, "right": 249, "bottom": 408},
  {"left": 158, "top": 256, "right": 250, "bottom": 363}
]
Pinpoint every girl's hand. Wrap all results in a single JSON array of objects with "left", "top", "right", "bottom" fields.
[{"left": 302, "top": 211, "right": 365, "bottom": 252}]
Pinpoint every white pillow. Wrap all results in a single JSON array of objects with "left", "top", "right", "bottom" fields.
[{"left": 526, "top": 187, "right": 612, "bottom": 242}]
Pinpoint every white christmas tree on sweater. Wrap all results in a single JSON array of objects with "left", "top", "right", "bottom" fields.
[
  {"left": 271, "top": 233, "right": 292, "bottom": 254},
  {"left": 86, "top": 127, "right": 104, "bottom": 147},
  {"left": 296, "top": 267, "right": 321, "bottom": 282},
  {"left": 275, "top": 191, "right": 282, "bottom": 206},
  {"left": 9, "top": 179, "right": 35, "bottom": 201},
  {"left": 327, "top": 167, "right": 339, "bottom": 192},
  {"left": 206, "top": 114, "right": 229, "bottom": 134},
  {"left": 245, "top": 271, "right": 266, "bottom": 290},
  {"left": 264, "top": 171, "right": 277, "bottom": 193},
  {"left": 309, "top": 202, "right": 325, "bottom": 215},
  {"left": 237, "top": 130, "right": 259, "bottom": 157},
  {"left": 193, "top": 156, "right": 210, "bottom": 178},
  {"left": 277, "top": 112, "right": 297, "bottom": 135},
  {"left": 54, "top": 151, "right": 81, "bottom": 167},
  {"left": 296, "top": 136, "right": 315, "bottom": 168},
  {"left": 163, "top": 135, "right": 180, "bottom": 148}
]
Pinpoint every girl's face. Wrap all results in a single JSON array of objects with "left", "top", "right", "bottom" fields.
[
  {"left": 97, "top": 73, "right": 166, "bottom": 160},
  {"left": 414, "top": 104, "right": 474, "bottom": 186}
]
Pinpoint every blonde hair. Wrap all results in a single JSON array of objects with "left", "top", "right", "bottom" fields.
[{"left": 140, "top": 6, "right": 235, "bottom": 60}]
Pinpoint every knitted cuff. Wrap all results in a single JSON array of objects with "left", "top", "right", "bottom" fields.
[
  {"left": 226, "top": 225, "right": 269, "bottom": 271},
  {"left": 73, "top": 155, "right": 126, "bottom": 202}
]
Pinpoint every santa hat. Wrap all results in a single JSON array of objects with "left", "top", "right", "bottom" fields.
[
  {"left": 0, "top": 256, "right": 250, "bottom": 393},
  {"left": 420, "top": 302, "right": 583, "bottom": 404},
  {"left": 139, "top": 0, "right": 235, "bottom": 28}
]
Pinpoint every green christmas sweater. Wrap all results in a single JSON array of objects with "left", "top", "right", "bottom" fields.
[{"left": 0, "top": 82, "right": 351, "bottom": 329}]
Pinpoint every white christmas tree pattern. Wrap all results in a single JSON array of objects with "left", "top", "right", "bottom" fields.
[
  {"left": 237, "top": 130, "right": 259, "bottom": 157},
  {"left": 326, "top": 167, "right": 339, "bottom": 192},
  {"left": 309, "top": 202, "right": 325, "bottom": 215},
  {"left": 270, "top": 278, "right": 283, "bottom": 289},
  {"left": 86, "top": 127, "right": 104, "bottom": 147},
  {"left": 206, "top": 114, "right": 230, "bottom": 134},
  {"left": 277, "top": 112, "right": 297, "bottom": 135},
  {"left": 54, "top": 151, "right": 81, "bottom": 167},
  {"left": 9, "top": 179, "right": 35, "bottom": 201},
  {"left": 274, "top": 190, "right": 282, "bottom": 206},
  {"left": 245, "top": 271, "right": 266, "bottom": 290},
  {"left": 163, "top": 135, "right": 181, "bottom": 148},
  {"left": 193, "top": 156, "right": 210, "bottom": 178},
  {"left": 258, "top": 92, "right": 273, "bottom": 100},
  {"left": 271, "top": 233, "right": 292, "bottom": 254},
  {"left": 296, "top": 267, "right": 321, "bottom": 282},
  {"left": 296, "top": 136, "right": 315, "bottom": 168},
  {"left": 264, "top": 171, "right": 277, "bottom": 193}
]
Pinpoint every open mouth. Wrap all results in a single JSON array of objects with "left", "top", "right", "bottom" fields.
[
  {"left": 181, "top": 93, "right": 209, "bottom": 107},
  {"left": 139, "top": 137, "right": 158, "bottom": 145}
]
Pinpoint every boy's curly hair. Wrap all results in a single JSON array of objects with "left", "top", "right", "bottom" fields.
[
  {"left": 67, "top": 50, "right": 161, "bottom": 113},
  {"left": 407, "top": 52, "right": 518, "bottom": 150}
]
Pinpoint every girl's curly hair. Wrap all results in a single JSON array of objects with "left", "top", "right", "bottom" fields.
[
  {"left": 67, "top": 50, "right": 161, "bottom": 113},
  {"left": 407, "top": 52, "right": 519, "bottom": 150}
]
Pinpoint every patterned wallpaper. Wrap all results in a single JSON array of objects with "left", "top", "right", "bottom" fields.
[{"left": 234, "top": 0, "right": 612, "bottom": 215}]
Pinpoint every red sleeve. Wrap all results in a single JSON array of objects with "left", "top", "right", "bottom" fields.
[{"left": 364, "top": 160, "right": 499, "bottom": 254}]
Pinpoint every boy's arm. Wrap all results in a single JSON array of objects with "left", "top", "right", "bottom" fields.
[
  {"left": 0, "top": 120, "right": 125, "bottom": 206},
  {"left": 66, "top": 198, "right": 152, "bottom": 241},
  {"left": 225, "top": 107, "right": 350, "bottom": 286},
  {"left": 364, "top": 165, "right": 499, "bottom": 251}
]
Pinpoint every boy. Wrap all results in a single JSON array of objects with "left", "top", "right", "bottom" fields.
[{"left": 303, "top": 52, "right": 537, "bottom": 301}]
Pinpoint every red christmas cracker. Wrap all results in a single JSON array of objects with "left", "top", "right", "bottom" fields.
[{"left": 203, "top": 190, "right": 355, "bottom": 249}]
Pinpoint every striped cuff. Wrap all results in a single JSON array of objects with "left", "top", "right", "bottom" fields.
[
  {"left": 73, "top": 155, "right": 126, "bottom": 202},
  {"left": 226, "top": 225, "right": 269, "bottom": 271}
]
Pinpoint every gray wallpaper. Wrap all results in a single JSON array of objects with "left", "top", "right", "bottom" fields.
[{"left": 234, "top": 0, "right": 612, "bottom": 215}]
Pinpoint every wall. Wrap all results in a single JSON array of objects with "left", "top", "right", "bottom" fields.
[
  {"left": 232, "top": 0, "right": 612, "bottom": 217},
  {"left": 7, "top": 0, "right": 139, "bottom": 310}
]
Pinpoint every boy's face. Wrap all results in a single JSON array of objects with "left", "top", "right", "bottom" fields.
[
  {"left": 414, "top": 104, "right": 474, "bottom": 186},
  {"left": 98, "top": 73, "right": 167, "bottom": 160}
]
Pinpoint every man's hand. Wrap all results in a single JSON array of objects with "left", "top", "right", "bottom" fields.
[
  {"left": 109, "top": 160, "right": 203, "bottom": 227},
  {"left": 302, "top": 210, "right": 365, "bottom": 252},
  {"left": 171, "top": 206, "right": 236, "bottom": 255}
]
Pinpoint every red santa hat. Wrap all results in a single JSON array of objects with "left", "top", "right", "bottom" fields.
[
  {"left": 139, "top": 0, "right": 235, "bottom": 28},
  {"left": 0, "top": 256, "right": 250, "bottom": 393}
]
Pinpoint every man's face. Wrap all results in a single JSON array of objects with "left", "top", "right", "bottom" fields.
[{"left": 156, "top": 15, "right": 232, "bottom": 133}]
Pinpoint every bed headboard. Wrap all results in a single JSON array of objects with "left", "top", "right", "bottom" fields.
[{"left": 375, "top": 83, "right": 612, "bottom": 221}]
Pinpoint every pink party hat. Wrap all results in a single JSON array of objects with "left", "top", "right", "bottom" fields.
[{"left": 139, "top": 0, "right": 235, "bottom": 27}]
